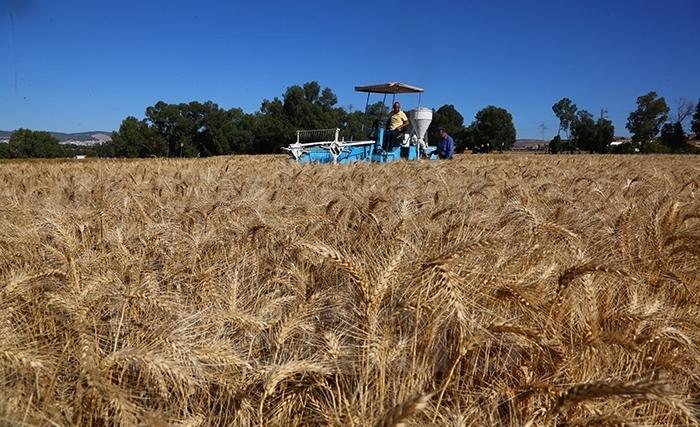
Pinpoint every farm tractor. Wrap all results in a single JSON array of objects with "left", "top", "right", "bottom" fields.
[{"left": 282, "top": 82, "right": 438, "bottom": 164}]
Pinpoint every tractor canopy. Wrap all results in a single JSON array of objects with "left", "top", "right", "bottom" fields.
[{"left": 354, "top": 82, "right": 424, "bottom": 94}]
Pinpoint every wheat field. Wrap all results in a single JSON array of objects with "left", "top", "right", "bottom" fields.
[{"left": 0, "top": 154, "right": 699, "bottom": 426}]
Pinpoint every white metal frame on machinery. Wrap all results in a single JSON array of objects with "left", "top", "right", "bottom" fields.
[
  {"left": 282, "top": 127, "right": 374, "bottom": 163},
  {"left": 281, "top": 128, "right": 337, "bottom": 161}
]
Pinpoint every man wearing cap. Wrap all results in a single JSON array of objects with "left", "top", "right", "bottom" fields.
[
  {"left": 385, "top": 101, "right": 408, "bottom": 150},
  {"left": 437, "top": 128, "right": 455, "bottom": 160}
]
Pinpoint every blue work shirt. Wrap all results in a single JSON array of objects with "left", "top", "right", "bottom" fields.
[{"left": 437, "top": 134, "right": 454, "bottom": 159}]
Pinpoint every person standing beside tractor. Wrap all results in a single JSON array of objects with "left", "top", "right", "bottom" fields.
[
  {"left": 437, "top": 127, "right": 455, "bottom": 160},
  {"left": 386, "top": 101, "right": 408, "bottom": 150}
]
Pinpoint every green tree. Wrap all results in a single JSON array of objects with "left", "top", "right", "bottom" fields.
[
  {"left": 660, "top": 122, "right": 687, "bottom": 153},
  {"left": 339, "top": 102, "right": 389, "bottom": 142},
  {"left": 626, "top": 91, "right": 669, "bottom": 151},
  {"left": 140, "top": 100, "right": 256, "bottom": 157},
  {"left": 471, "top": 106, "right": 516, "bottom": 152},
  {"left": 284, "top": 85, "right": 322, "bottom": 130},
  {"left": 227, "top": 108, "right": 256, "bottom": 154},
  {"left": 340, "top": 110, "right": 367, "bottom": 141},
  {"left": 62, "top": 143, "right": 98, "bottom": 158},
  {"left": 0, "top": 142, "right": 10, "bottom": 158},
  {"left": 146, "top": 101, "right": 196, "bottom": 157},
  {"left": 692, "top": 100, "right": 700, "bottom": 138},
  {"left": 303, "top": 81, "right": 321, "bottom": 103},
  {"left": 461, "top": 123, "right": 477, "bottom": 152},
  {"left": 319, "top": 88, "right": 338, "bottom": 110},
  {"left": 8, "top": 128, "right": 64, "bottom": 158},
  {"left": 248, "top": 82, "right": 345, "bottom": 153},
  {"left": 366, "top": 101, "right": 389, "bottom": 118},
  {"left": 549, "top": 135, "right": 563, "bottom": 154},
  {"left": 570, "top": 111, "right": 615, "bottom": 154},
  {"left": 552, "top": 98, "right": 578, "bottom": 139},
  {"left": 571, "top": 110, "right": 596, "bottom": 153},
  {"left": 595, "top": 116, "right": 615, "bottom": 153},
  {"left": 110, "top": 117, "right": 167, "bottom": 157},
  {"left": 252, "top": 97, "right": 293, "bottom": 154},
  {"left": 193, "top": 101, "right": 230, "bottom": 156},
  {"left": 428, "top": 104, "right": 465, "bottom": 150}
]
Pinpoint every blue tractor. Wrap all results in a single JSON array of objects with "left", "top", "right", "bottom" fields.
[{"left": 283, "top": 82, "right": 437, "bottom": 164}]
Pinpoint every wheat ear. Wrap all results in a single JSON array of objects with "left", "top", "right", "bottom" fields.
[{"left": 375, "top": 393, "right": 433, "bottom": 427}]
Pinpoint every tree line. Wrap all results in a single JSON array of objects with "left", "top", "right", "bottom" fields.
[
  {"left": 1, "top": 82, "right": 698, "bottom": 158},
  {"left": 0, "top": 128, "right": 97, "bottom": 159},
  {"left": 0, "top": 81, "right": 516, "bottom": 158},
  {"left": 549, "top": 92, "right": 700, "bottom": 154},
  {"left": 96, "top": 82, "right": 518, "bottom": 158}
]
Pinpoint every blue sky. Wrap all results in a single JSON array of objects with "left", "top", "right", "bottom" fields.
[{"left": 1, "top": 0, "right": 698, "bottom": 139}]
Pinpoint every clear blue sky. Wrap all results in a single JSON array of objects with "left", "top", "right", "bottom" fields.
[{"left": 1, "top": 0, "right": 698, "bottom": 139}]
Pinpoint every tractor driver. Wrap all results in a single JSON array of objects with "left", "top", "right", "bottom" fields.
[{"left": 386, "top": 101, "right": 408, "bottom": 150}]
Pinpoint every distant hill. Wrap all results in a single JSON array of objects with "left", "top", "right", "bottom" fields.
[{"left": 0, "top": 130, "right": 112, "bottom": 145}]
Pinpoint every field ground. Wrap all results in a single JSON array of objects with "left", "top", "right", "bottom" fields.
[{"left": 1, "top": 154, "right": 699, "bottom": 426}]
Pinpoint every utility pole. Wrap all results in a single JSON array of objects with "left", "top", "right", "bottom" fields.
[{"left": 538, "top": 122, "right": 548, "bottom": 152}]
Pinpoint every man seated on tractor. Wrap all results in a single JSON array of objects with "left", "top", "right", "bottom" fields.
[{"left": 386, "top": 101, "right": 408, "bottom": 151}]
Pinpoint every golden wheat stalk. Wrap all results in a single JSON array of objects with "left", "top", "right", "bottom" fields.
[
  {"left": 552, "top": 377, "right": 698, "bottom": 424},
  {"left": 375, "top": 393, "right": 433, "bottom": 427}
]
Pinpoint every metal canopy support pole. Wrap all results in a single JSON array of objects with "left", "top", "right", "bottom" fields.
[
  {"left": 361, "top": 91, "right": 371, "bottom": 133},
  {"left": 380, "top": 93, "right": 388, "bottom": 153}
]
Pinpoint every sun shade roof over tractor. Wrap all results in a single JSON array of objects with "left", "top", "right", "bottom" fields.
[{"left": 354, "top": 82, "right": 424, "bottom": 94}]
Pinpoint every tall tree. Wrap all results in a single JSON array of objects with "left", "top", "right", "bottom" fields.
[
  {"left": 139, "top": 100, "right": 258, "bottom": 157},
  {"left": 660, "top": 122, "right": 687, "bottom": 153},
  {"left": 284, "top": 85, "right": 327, "bottom": 130},
  {"left": 145, "top": 101, "right": 195, "bottom": 157},
  {"left": 571, "top": 110, "right": 596, "bottom": 153},
  {"left": 595, "top": 116, "right": 615, "bottom": 153},
  {"left": 626, "top": 91, "right": 669, "bottom": 151},
  {"left": 303, "top": 81, "right": 321, "bottom": 103},
  {"left": 674, "top": 97, "right": 695, "bottom": 129},
  {"left": 552, "top": 98, "right": 578, "bottom": 139},
  {"left": 471, "top": 106, "right": 516, "bottom": 152},
  {"left": 8, "top": 128, "right": 64, "bottom": 158},
  {"left": 319, "top": 87, "right": 338, "bottom": 110},
  {"left": 692, "top": 100, "right": 700, "bottom": 138},
  {"left": 110, "top": 117, "right": 167, "bottom": 157},
  {"left": 192, "top": 101, "right": 245, "bottom": 156},
  {"left": 227, "top": 108, "right": 256, "bottom": 154},
  {"left": 428, "top": 104, "right": 465, "bottom": 150},
  {"left": 253, "top": 97, "right": 292, "bottom": 154}
]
